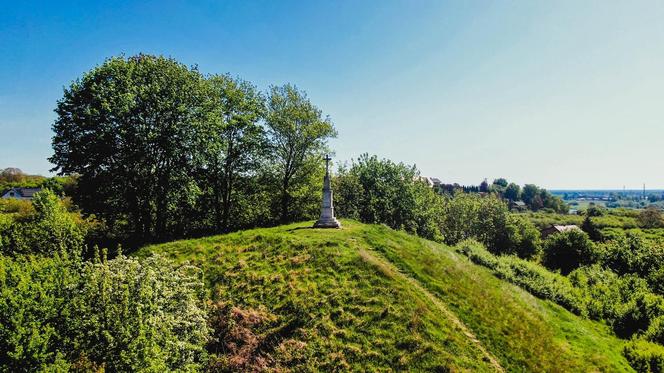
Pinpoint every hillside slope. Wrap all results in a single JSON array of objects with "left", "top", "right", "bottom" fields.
[{"left": 138, "top": 220, "right": 634, "bottom": 372}]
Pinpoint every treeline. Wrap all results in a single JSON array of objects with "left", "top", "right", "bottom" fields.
[
  {"left": 333, "top": 155, "right": 541, "bottom": 257},
  {"left": 436, "top": 178, "right": 568, "bottom": 213},
  {"left": 0, "top": 168, "right": 75, "bottom": 196},
  {"left": 50, "top": 54, "right": 335, "bottom": 247}
]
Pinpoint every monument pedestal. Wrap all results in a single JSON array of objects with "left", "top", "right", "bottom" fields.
[{"left": 314, "top": 156, "right": 341, "bottom": 229}]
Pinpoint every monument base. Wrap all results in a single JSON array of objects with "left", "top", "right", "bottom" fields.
[{"left": 313, "top": 217, "right": 342, "bottom": 229}]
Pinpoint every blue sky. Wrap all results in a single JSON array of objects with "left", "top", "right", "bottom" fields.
[{"left": 1, "top": 1, "right": 663, "bottom": 189}]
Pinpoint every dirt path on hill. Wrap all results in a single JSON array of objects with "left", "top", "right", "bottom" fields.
[{"left": 358, "top": 248, "right": 505, "bottom": 373}]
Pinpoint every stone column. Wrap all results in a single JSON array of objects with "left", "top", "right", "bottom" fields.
[{"left": 314, "top": 155, "right": 341, "bottom": 228}]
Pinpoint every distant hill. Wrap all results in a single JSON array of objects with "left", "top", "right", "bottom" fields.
[{"left": 138, "top": 220, "right": 633, "bottom": 371}]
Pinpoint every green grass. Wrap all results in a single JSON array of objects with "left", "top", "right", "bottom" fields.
[{"left": 137, "top": 220, "right": 634, "bottom": 372}]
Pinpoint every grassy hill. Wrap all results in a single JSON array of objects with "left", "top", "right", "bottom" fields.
[{"left": 137, "top": 220, "right": 634, "bottom": 372}]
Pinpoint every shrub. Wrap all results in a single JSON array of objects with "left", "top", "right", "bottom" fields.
[
  {"left": 442, "top": 193, "right": 541, "bottom": 258},
  {"left": 504, "top": 214, "right": 542, "bottom": 259},
  {"left": 581, "top": 216, "right": 603, "bottom": 242},
  {"left": 0, "top": 252, "right": 210, "bottom": 372},
  {"left": 543, "top": 229, "right": 598, "bottom": 275},
  {"left": 623, "top": 339, "right": 664, "bottom": 373},
  {"left": 601, "top": 232, "right": 664, "bottom": 293},
  {"left": 640, "top": 207, "right": 664, "bottom": 229},
  {"left": 456, "top": 240, "right": 584, "bottom": 315},
  {"left": 2, "top": 189, "right": 87, "bottom": 256},
  {"left": 334, "top": 154, "right": 444, "bottom": 241}
]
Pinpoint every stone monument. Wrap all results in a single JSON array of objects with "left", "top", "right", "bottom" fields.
[{"left": 314, "top": 154, "right": 341, "bottom": 228}]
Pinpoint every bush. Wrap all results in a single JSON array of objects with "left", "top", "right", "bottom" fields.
[
  {"left": 543, "top": 229, "right": 598, "bottom": 275},
  {"left": 640, "top": 207, "right": 664, "bottom": 229},
  {"left": 2, "top": 190, "right": 87, "bottom": 256},
  {"left": 601, "top": 232, "right": 664, "bottom": 294},
  {"left": 623, "top": 339, "right": 664, "bottom": 373},
  {"left": 0, "top": 252, "right": 210, "bottom": 372},
  {"left": 456, "top": 240, "right": 584, "bottom": 315},
  {"left": 504, "top": 214, "right": 542, "bottom": 259},
  {"left": 334, "top": 154, "right": 444, "bottom": 241},
  {"left": 442, "top": 193, "right": 541, "bottom": 258}
]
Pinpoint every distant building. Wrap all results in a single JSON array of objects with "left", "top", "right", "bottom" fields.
[
  {"left": 509, "top": 200, "right": 527, "bottom": 211},
  {"left": 540, "top": 224, "right": 580, "bottom": 239},
  {"left": 418, "top": 177, "right": 443, "bottom": 188},
  {"left": 1, "top": 187, "right": 42, "bottom": 200}
]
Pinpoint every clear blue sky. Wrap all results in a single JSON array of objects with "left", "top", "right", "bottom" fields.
[{"left": 2, "top": 1, "right": 663, "bottom": 189}]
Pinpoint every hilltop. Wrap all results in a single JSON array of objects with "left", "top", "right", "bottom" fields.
[{"left": 138, "top": 220, "right": 633, "bottom": 372}]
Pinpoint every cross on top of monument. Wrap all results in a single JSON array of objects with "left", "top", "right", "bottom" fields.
[{"left": 324, "top": 154, "right": 332, "bottom": 174}]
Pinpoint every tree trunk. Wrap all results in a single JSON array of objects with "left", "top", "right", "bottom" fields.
[{"left": 280, "top": 177, "right": 290, "bottom": 224}]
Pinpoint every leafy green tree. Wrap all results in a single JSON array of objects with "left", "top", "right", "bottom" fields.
[
  {"left": 335, "top": 154, "right": 444, "bottom": 241},
  {"left": 581, "top": 216, "right": 603, "bottom": 242},
  {"left": 505, "top": 214, "right": 542, "bottom": 259},
  {"left": 522, "top": 184, "right": 539, "bottom": 207},
  {"left": 639, "top": 207, "right": 664, "bottom": 228},
  {"left": 3, "top": 189, "right": 86, "bottom": 256},
  {"left": 50, "top": 54, "right": 211, "bottom": 241},
  {"left": 493, "top": 178, "right": 508, "bottom": 188},
  {"left": 265, "top": 84, "right": 336, "bottom": 223},
  {"left": 204, "top": 74, "right": 267, "bottom": 232},
  {"left": 585, "top": 205, "right": 606, "bottom": 217},
  {"left": 543, "top": 229, "right": 597, "bottom": 275},
  {"left": 504, "top": 183, "right": 521, "bottom": 201}
]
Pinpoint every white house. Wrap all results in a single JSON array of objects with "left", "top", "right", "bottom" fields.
[{"left": 1, "top": 187, "right": 42, "bottom": 200}]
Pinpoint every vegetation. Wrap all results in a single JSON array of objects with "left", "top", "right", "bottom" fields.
[
  {"left": 334, "top": 154, "right": 443, "bottom": 241},
  {"left": 0, "top": 252, "right": 209, "bottom": 371},
  {"left": 49, "top": 55, "right": 336, "bottom": 247},
  {"left": 0, "top": 190, "right": 88, "bottom": 257},
  {"left": 139, "top": 220, "right": 633, "bottom": 371}
]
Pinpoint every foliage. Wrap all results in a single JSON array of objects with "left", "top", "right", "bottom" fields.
[
  {"left": 0, "top": 168, "right": 46, "bottom": 191},
  {"left": 543, "top": 229, "right": 598, "bottom": 275},
  {"left": 504, "top": 182, "right": 521, "bottom": 201},
  {"left": 521, "top": 184, "right": 568, "bottom": 213},
  {"left": 333, "top": 154, "right": 444, "bottom": 241},
  {"left": 1, "top": 190, "right": 87, "bottom": 256},
  {"left": 50, "top": 55, "right": 336, "bottom": 246},
  {"left": 265, "top": 84, "right": 336, "bottom": 224},
  {"left": 441, "top": 193, "right": 541, "bottom": 258},
  {"left": 640, "top": 207, "right": 664, "bottom": 228},
  {"left": 457, "top": 240, "right": 585, "bottom": 314},
  {"left": 50, "top": 54, "right": 212, "bottom": 241},
  {"left": 623, "top": 339, "right": 664, "bottom": 373},
  {"left": 0, "top": 252, "right": 209, "bottom": 372},
  {"left": 582, "top": 216, "right": 604, "bottom": 242},
  {"left": 601, "top": 232, "right": 664, "bottom": 294},
  {"left": 202, "top": 74, "right": 267, "bottom": 232}
]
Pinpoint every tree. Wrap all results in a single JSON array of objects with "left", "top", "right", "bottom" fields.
[
  {"left": 50, "top": 55, "right": 211, "bottom": 241},
  {"left": 204, "top": 74, "right": 266, "bottom": 232},
  {"left": 504, "top": 183, "right": 521, "bottom": 201},
  {"left": 543, "top": 229, "right": 597, "bottom": 275},
  {"left": 334, "top": 154, "right": 444, "bottom": 241},
  {"left": 493, "top": 178, "right": 508, "bottom": 187},
  {"left": 479, "top": 179, "right": 489, "bottom": 193},
  {"left": 581, "top": 216, "right": 603, "bottom": 242},
  {"left": 522, "top": 184, "right": 539, "bottom": 206},
  {"left": 639, "top": 207, "right": 664, "bottom": 228},
  {"left": 0, "top": 168, "right": 25, "bottom": 183},
  {"left": 3, "top": 189, "right": 86, "bottom": 256},
  {"left": 265, "top": 84, "right": 336, "bottom": 223}
]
